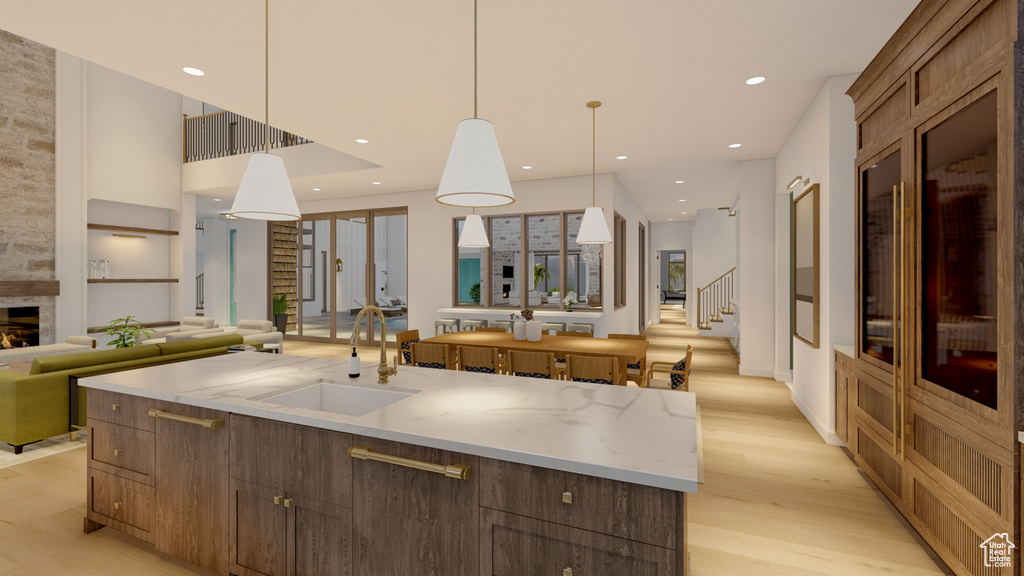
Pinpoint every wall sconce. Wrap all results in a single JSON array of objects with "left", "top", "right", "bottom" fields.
[
  {"left": 787, "top": 175, "right": 809, "bottom": 189},
  {"left": 196, "top": 220, "right": 205, "bottom": 235}
]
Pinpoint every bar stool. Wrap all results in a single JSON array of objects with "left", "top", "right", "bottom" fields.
[
  {"left": 568, "top": 322, "right": 594, "bottom": 334},
  {"left": 489, "top": 320, "right": 513, "bottom": 332},
  {"left": 462, "top": 319, "right": 487, "bottom": 331},
  {"left": 434, "top": 318, "right": 460, "bottom": 336},
  {"left": 540, "top": 322, "right": 566, "bottom": 335}
]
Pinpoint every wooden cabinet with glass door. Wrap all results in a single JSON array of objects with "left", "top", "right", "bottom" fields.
[{"left": 847, "top": 0, "right": 1020, "bottom": 573}]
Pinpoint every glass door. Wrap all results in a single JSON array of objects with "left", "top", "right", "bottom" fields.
[{"left": 287, "top": 209, "right": 407, "bottom": 346}]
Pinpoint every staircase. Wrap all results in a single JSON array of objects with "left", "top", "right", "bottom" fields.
[{"left": 697, "top": 267, "right": 735, "bottom": 331}]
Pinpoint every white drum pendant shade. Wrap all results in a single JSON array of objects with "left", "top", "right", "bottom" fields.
[
  {"left": 229, "top": 153, "right": 301, "bottom": 221},
  {"left": 436, "top": 118, "right": 515, "bottom": 207},
  {"left": 576, "top": 206, "right": 612, "bottom": 244},
  {"left": 457, "top": 214, "right": 490, "bottom": 248}
]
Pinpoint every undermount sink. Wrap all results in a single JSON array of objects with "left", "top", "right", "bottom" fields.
[{"left": 251, "top": 379, "right": 418, "bottom": 417}]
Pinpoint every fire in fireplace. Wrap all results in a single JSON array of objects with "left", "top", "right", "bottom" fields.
[{"left": 0, "top": 307, "right": 40, "bottom": 349}]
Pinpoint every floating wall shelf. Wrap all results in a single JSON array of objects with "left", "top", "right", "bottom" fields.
[
  {"left": 87, "top": 279, "right": 179, "bottom": 284},
  {"left": 87, "top": 223, "right": 179, "bottom": 236}
]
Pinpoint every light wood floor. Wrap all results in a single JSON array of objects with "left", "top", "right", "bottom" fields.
[{"left": 0, "top": 306, "right": 947, "bottom": 575}]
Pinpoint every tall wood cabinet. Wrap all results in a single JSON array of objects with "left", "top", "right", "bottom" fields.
[{"left": 846, "top": 0, "right": 1021, "bottom": 573}]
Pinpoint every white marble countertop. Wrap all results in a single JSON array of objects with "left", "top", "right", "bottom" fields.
[{"left": 80, "top": 353, "right": 698, "bottom": 493}]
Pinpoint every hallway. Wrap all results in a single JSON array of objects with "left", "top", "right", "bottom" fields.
[{"left": 647, "top": 305, "right": 947, "bottom": 575}]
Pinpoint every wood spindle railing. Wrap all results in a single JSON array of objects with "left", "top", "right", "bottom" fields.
[
  {"left": 696, "top": 267, "right": 735, "bottom": 330},
  {"left": 183, "top": 110, "right": 311, "bottom": 163}
]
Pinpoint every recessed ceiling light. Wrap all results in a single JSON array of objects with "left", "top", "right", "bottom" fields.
[
  {"left": 681, "top": 211, "right": 687, "bottom": 215},
  {"left": 522, "top": 165, "right": 532, "bottom": 170},
  {"left": 674, "top": 180, "right": 684, "bottom": 184},
  {"left": 355, "top": 139, "right": 368, "bottom": 144},
  {"left": 746, "top": 76, "right": 765, "bottom": 85},
  {"left": 312, "top": 188, "right": 321, "bottom": 191},
  {"left": 678, "top": 199, "right": 686, "bottom": 202},
  {"left": 668, "top": 218, "right": 673, "bottom": 221},
  {"left": 616, "top": 155, "right": 627, "bottom": 160},
  {"left": 372, "top": 181, "right": 381, "bottom": 185},
  {"left": 728, "top": 143, "right": 742, "bottom": 148},
  {"left": 182, "top": 67, "right": 205, "bottom": 76},
  {"left": 213, "top": 198, "right": 221, "bottom": 202}
]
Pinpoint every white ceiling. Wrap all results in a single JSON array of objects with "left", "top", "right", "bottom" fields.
[{"left": 0, "top": 0, "right": 918, "bottom": 221}]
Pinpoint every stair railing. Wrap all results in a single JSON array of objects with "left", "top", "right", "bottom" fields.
[
  {"left": 697, "top": 267, "right": 736, "bottom": 330},
  {"left": 196, "top": 273, "right": 205, "bottom": 316},
  {"left": 183, "top": 110, "right": 312, "bottom": 163}
]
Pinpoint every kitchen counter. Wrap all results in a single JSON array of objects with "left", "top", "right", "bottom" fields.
[{"left": 80, "top": 352, "right": 699, "bottom": 493}]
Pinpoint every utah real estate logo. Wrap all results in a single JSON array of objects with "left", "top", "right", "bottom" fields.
[{"left": 980, "top": 533, "right": 1014, "bottom": 569}]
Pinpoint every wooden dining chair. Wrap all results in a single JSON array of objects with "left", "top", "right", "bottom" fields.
[
  {"left": 474, "top": 326, "right": 507, "bottom": 333},
  {"left": 457, "top": 346, "right": 504, "bottom": 375},
  {"left": 608, "top": 333, "right": 648, "bottom": 387},
  {"left": 566, "top": 355, "right": 622, "bottom": 386},
  {"left": 410, "top": 342, "right": 455, "bottom": 370},
  {"left": 647, "top": 344, "right": 694, "bottom": 391},
  {"left": 507, "top": 350, "right": 562, "bottom": 380},
  {"left": 395, "top": 329, "right": 420, "bottom": 365},
  {"left": 555, "top": 330, "right": 593, "bottom": 338}
]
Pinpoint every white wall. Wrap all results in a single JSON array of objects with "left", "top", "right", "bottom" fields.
[
  {"left": 195, "top": 218, "right": 268, "bottom": 327},
  {"left": 774, "top": 74, "right": 858, "bottom": 445},
  {"left": 650, "top": 221, "right": 694, "bottom": 324},
  {"left": 54, "top": 52, "right": 87, "bottom": 339},
  {"left": 86, "top": 62, "right": 181, "bottom": 211},
  {"left": 691, "top": 208, "right": 737, "bottom": 330},
  {"left": 610, "top": 176, "right": 652, "bottom": 335},
  {"left": 735, "top": 159, "right": 776, "bottom": 377}
]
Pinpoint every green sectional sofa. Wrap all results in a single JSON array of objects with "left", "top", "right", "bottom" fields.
[{"left": 0, "top": 334, "right": 256, "bottom": 454}]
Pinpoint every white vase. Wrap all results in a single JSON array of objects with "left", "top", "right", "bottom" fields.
[
  {"left": 526, "top": 320, "right": 542, "bottom": 342},
  {"left": 513, "top": 321, "right": 527, "bottom": 341}
]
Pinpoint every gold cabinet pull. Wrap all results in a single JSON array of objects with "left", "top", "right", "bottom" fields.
[
  {"left": 348, "top": 446, "right": 471, "bottom": 480},
  {"left": 113, "top": 501, "right": 123, "bottom": 510},
  {"left": 147, "top": 408, "right": 224, "bottom": 430},
  {"left": 113, "top": 449, "right": 123, "bottom": 456},
  {"left": 112, "top": 403, "right": 120, "bottom": 411},
  {"left": 273, "top": 496, "right": 282, "bottom": 505},
  {"left": 283, "top": 498, "right": 293, "bottom": 508},
  {"left": 562, "top": 491, "right": 573, "bottom": 504}
]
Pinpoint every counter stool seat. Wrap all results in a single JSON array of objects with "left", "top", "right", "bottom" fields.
[
  {"left": 540, "top": 322, "right": 566, "bottom": 335},
  {"left": 489, "top": 320, "right": 513, "bottom": 332},
  {"left": 568, "top": 322, "right": 594, "bottom": 334},
  {"left": 462, "top": 319, "right": 487, "bottom": 331},
  {"left": 434, "top": 318, "right": 460, "bottom": 336}
]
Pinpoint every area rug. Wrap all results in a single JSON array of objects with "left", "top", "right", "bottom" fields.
[{"left": 0, "top": 432, "right": 87, "bottom": 470}]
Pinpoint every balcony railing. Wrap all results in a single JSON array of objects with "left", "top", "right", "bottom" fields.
[{"left": 183, "top": 111, "right": 311, "bottom": 163}]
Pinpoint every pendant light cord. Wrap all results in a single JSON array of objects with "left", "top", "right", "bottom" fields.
[
  {"left": 265, "top": 0, "right": 271, "bottom": 154},
  {"left": 473, "top": 0, "right": 478, "bottom": 119},
  {"left": 592, "top": 104, "right": 596, "bottom": 206}
]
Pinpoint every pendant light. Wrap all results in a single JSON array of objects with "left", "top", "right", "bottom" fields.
[
  {"left": 576, "top": 101, "right": 612, "bottom": 244},
  {"left": 228, "top": 0, "right": 301, "bottom": 221},
  {"left": 435, "top": 0, "right": 515, "bottom": 208},
  {"left": 457, "top": 209, "right": 490, "bottom": 248}
]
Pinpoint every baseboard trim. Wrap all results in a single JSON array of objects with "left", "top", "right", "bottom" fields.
[
  {"left": 789, "top": 390, "right": 840, "bottom": 445},
  {"left": 738, "top": 366, "right": 775, "bottom": 378},
  {"left": 774, "top": 370, "right": 792, "bottom": 383}
]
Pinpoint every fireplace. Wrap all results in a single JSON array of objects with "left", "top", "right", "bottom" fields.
[{"left": 0, "top": 306, "right": 40, "bottom": 348}]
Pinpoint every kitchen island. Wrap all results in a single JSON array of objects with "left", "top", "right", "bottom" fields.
[{"left": 80, "top": 352, "right": 698, "bottom": 576}]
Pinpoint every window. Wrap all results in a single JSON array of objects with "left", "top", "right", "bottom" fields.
[
  {"left": 614, "top": 213, "right": 626, "bottom": 308},
  {"left": 453, "top": 211, "right": 602, "bottom": 310},
  {"left": 667, "top": 252, "right": 685, "bottom": 293},
  {"left": 455, "top": 219, "right": 486, "bottom": 305}
]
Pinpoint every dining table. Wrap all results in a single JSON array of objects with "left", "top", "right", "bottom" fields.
[{"left": 418, "top": 331, "right": 648, "bottom": 385}]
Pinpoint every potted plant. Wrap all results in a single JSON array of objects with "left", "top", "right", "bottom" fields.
[
  {"left": 105, "top": 315, "right": 154, "bottom": 348},
  {"left": 469, "top": 282, "right": 481, "bottom": 304},
  {"left": 272, "top": 294, "right": 289, "bottom": 333},
  {"left": 532, "top": 263, "right": 550, "bottom": 291}
]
